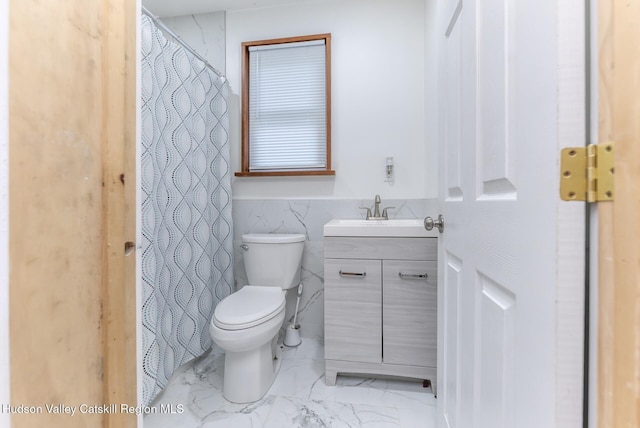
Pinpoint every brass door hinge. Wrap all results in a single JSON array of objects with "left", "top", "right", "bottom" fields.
[{"left": 560, "top": 143, "right": 614, "bottom": 202}]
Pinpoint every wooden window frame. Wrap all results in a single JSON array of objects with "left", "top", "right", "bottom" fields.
[{"left": 236, "top": 33, "right": 334, "bottom": 177}]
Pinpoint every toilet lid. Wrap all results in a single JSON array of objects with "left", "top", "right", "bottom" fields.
[
  {"left": 213, "top": 286, "right": 285, "bottom": 330},
  {"left": 242, "top": 233, "right": 306, "bottom": 244}
]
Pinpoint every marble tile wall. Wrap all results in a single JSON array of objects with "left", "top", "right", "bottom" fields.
[
  {"left": 160, "top": 12, "right": 226, "bottom": 74},
  {"left": 231, "top": 198, "right": 438, "bottom": 340}
]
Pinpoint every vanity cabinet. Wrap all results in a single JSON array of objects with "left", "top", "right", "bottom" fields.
[
  {"left": 324, "top": 258, "right": 382, "bottom": 363},
  {"left": 382, "top": 259, "right": 437, "bottom": 366},
  {"left": 324, "top": 237, "right": 437, "bottom": 393}
]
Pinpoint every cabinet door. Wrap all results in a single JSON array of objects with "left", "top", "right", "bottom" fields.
[
  {"left": 383, "top": 260, "right": 437, "bottom": 367},
  {"left": 324, "top": 259, "right": 382, "bottom": 363}
]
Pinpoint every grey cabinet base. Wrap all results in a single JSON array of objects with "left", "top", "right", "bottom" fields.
[{"left": 325, "top": 359, "right": 437, "bottom": 396}]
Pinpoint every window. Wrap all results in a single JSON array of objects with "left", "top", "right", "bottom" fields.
[{"left": 236, "top": 34, "right": 334, "bottom": 177}]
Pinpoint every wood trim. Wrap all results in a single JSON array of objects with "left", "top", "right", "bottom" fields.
[
  {"left": 239, "top": 33, "right": 332, "bottom": 176},
  {"left": 9, "top": 1, "right": 136, "bottom": 426},
  {"left": 597, "top": 0, "right": 640, "bottom": 427},
  {"left": 234, "top": 169, "right": 335, "bottom": 177},
  {"left": 325, "top": 34, "right": 332, "bottom": 171},
  {"left": 101, "top": 0, "right": 137, "bottom": 426},
  {"left": 242, "top": 33, "right": 332, "bottom": 48},
  {"left": 241, "top": 40, "right": 250, "bottom": 173},
  {"left": 9, "top": 1, "right": 106, "bottom": 426}
]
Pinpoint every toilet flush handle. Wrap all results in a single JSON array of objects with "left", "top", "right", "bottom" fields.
[{"left": 240, "top": 244, "right": 249, "bottom": 251}]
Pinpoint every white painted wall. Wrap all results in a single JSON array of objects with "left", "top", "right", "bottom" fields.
[
  {"left": 226, "top": 0, "right": 432, "bottom": 199},
  {"left": 0, "top": 0, "right": 10, "bottom": 423},
  {"left": 424, "top": 0, "right": 438, "bottom": 199}
]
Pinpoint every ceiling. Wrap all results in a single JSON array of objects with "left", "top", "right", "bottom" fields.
[{"left": 142, "top": 0, "right": 315, "bottom": 17}]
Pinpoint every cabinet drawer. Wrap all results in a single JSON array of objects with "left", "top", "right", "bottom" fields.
[
  {"left": 324, "top": 237, "right": 437, "bottom": 260},
  {"left": 383, "top": 260, "right": 437, "bottom": 367},
  {"left": 324, "top": 259, "right": 382, "bottom": 363}
]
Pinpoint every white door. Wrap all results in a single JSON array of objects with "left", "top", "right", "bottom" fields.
[{"left": 434, "top": 1, "right": 586, "bottom": 427}]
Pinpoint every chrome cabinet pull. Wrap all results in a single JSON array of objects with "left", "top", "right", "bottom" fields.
[
  {"left": 339, "top": 271, "right": 366, "bottom": 278},
  {"left": 398, "top": 272, "right": 428, "bottom": 280}
]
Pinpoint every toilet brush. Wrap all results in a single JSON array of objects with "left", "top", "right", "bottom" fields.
[{"left": 284, "top": 283, "right": 303, "bottom": 347}]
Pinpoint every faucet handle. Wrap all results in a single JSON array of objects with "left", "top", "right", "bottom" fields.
[
  {"left": 359, "top": 207, "right": 372, "bottom": 220},
  {"left": 382, "top": 206, "right": 395, "bottom": 219}
]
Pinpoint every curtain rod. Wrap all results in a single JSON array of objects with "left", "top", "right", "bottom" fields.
[{"left": 141, "top": 6, "right": 226, "bottom": 82}]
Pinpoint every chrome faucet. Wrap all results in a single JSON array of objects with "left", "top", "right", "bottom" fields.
[
  {"left": 360, "top": 195, "right": 395, "bottom": 220},
  {"left": 373, "top": 195, "right": 382, "bottom": 218}
]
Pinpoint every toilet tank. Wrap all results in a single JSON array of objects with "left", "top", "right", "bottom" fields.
[{"left": 241, "top": 233, "right": 306, "bottom": 289}]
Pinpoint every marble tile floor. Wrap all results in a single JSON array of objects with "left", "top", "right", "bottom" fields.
[{"left": 144, "top": 338, "right": 437, "bottom": 428}]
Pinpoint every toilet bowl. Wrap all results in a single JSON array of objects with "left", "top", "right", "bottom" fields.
[
  {"left": 210, "top": 286, "right": 286, "bottom": 403},
  {"left": 209, "top": 233, "right": 305, "bottom": 403}
]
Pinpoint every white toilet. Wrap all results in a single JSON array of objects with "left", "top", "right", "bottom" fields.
[{"left": 209, "top": 233, "right": 305, "bottom": 403}]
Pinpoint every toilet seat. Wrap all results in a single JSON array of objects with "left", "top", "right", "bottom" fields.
[{"left": 213, "top": 286, "right": 285, "bottom": 331}]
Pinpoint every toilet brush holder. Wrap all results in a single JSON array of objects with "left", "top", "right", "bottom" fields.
[{"left": 283, "top": 323, "right": 301, "bottom": 347}]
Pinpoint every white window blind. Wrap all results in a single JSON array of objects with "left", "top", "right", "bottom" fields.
[{"left": 248, "top": 40, "right": 327, "bottom": 171}]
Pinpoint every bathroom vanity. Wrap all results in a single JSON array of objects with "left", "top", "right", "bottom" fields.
[{"left": 323, "top": 219, "right": 437, "bottom": 394}]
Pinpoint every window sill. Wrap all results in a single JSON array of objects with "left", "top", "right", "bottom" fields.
[{"left": 235, "top": 170, "right": 336, "bottom": 177}]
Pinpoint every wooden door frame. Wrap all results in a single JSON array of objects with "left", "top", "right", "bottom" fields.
[
  {"left": 0, "top": 0, "right": 9, "bottom": 425},
  {"left": 102, "top": 0, "right": 138, "bottom": 427},
  {"left": 8, "top": 0, "right": 137, "bottom": 427},
  {"left": 596, "top": 0, "right": 640, "bottom": 427}
]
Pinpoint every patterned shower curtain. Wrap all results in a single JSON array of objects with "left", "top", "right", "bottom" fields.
[{"left": 140, "top": 15, "right": 234, "bottom": 405}]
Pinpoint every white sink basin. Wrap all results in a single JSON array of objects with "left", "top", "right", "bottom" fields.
[{"left": 323, "top": 218, "right": 435, "bottom": 238}]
